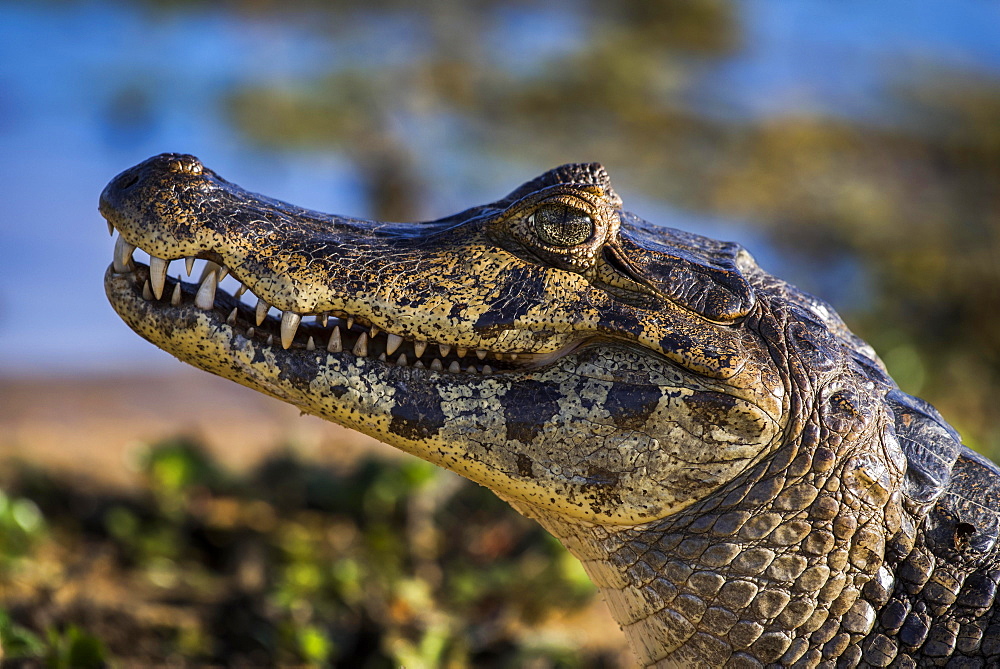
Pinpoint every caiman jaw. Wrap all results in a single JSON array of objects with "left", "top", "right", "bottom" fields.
[
  {"left": 101, "top": 154, "right": 786, "bottom": 529},
  {"left": 105, "top": 237, "right": 555, "bottom": 375}
]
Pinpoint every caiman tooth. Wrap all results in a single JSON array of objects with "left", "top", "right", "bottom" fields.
[
  {"left": 430, "top": 358, "right": 443, "bottom": 372},
  {"left": 199, "top": 261, "right": 221, "bottom": 283},
  {"left": 142, "top": 280, "right": 153, "bottom": 301},
  {"left": 194, "top": 271, "right": 218, "bottom": 310},
  {"left": 306, "top": 336, "right": 316, "bottom": 351},
  {"left": 327, "top": 326, "right": 342, "bottom": 353},
  {"left": 234, "top": 283, "right": 248, "bottom": 298},
  {"left": 280, "top": 311, "right": 301, "bottom": 350},
  {"left": 247, "top": 327, "right": 255, "bottom": 338},
  {"left": 346, "top": 316, "right": 354, "bottom": 330},
  {"left": 438, "top": 344, "right": 451, "bottom": 357},
  {"left": 508, "top": 353, "right": 518, "bottom": 361},
  {"left": 255, "top": 297, "right": 269, "bottom": 326},
  {"left": 106, "top": 220, "right": 114, "bottom": 236},
  {"left": 353, "top": 332, "right": 369, "bottom": 357},
  {"left": 149, "top": 257, "right": 169, "bottom": 299},
  {"left": 217, "top": 266, "right": 229, "bottom": 281},
  {"left": 448, "top": 360, "right": 461, "bottom": 373},
  {"left": 317, "top": 313, "right": 329, "bottom": 327},
  {"left": 378, "top": 352, "right": 386, "bottom": 362},
  {"left": 370, "top": 325, "right": 380, "bottom": 337},
  {"left": 226, "top": 307, "right": 238, "bottom": 326},
  {"left": 413, "top": 360, "right": 425, "bottom": 370},
  {"left": 113, "top": 235, "right": 135, "bottom": 273},
  {"left": 456, "top": 347, "right": 467, "bottom": 358},
  {"left": 385, "top": 333, "right": 403, "bottom": 355},
  {"left": 170, "top": 280, "right": 182, "bottom": 306},
  {"left": 396, "top": 353, "right": 408, "bottom": 367},
  {"left": 185, "top": 257, "right": 195, "bottom": 276},
  {"left": 413, "top": 341, "right": 427, "bottom": 358},
  {"left": 266, "top": 334, "right": 274, "bottom": 347},
  {"left": 482, "top": 365, "right": 493, "bottom": 375},
  {"left": 476, "top": 349, "right": 488, "bottom": 360}
]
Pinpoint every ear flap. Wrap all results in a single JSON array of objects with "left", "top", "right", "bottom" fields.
[
  {"left": 502, "top": 163, "right": 622, "bottom": 208},
  {"left": 615, "top": 217, "right": 756, "bottom": 323},
  {"left": 887, "top": 388, "right": 963, "bottom": 515},
  {"left": 503, "top": 164, "right": 754, "bottom": 322}
]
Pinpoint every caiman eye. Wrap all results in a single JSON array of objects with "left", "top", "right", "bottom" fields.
[{"left": 529, "top": 204, "right": 594, "bottom": 247}]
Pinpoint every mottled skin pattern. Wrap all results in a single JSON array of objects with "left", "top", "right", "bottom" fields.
[{"left": 100, "top": 154, "right": 1000, "bottom": 668}]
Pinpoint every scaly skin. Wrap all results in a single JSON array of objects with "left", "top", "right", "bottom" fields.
[{"left": 101, "top": 153, "right": 1000, "bottom": 667}]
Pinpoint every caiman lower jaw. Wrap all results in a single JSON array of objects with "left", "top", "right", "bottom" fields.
[{"left": 106, "top": 235, "right": 572, "bottom": 375}]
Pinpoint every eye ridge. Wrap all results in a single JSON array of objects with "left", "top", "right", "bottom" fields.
[{"left": 529, "top": 204, "right": 594, "bottom": 247}]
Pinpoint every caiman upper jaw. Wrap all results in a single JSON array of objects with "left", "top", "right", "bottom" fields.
[
  {"left": 100, "top": 153, "right": 781, "bottom": 392},
  {"left": 104, "top": 248, "right": 535, "bottom": 375},
  {"left": 100, "top": 153, "right": 570, "bottom": 374}
]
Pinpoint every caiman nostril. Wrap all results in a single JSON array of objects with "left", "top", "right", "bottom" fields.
[
  {"left": 166, "top": 155, "right": 203, "bottom": 175},
  {"left": 117, "top": 173, "right": 139, "bottom": 190}
]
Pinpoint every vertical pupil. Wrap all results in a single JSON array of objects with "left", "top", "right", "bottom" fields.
[{"left": 533, "top": 205, "right": 592, "bottom": 246}]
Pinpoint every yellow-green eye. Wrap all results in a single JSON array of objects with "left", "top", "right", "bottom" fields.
[{"left": 529, "top": 204, "right": 594, "bottom": 247}]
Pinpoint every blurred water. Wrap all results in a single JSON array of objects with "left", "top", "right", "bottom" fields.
[
  {"left": 714, "top": 0, "right": 1000, "bottom": 119},
  {"left": 0, "top": 0, "right": 997, "bottom": 373},
  {"left": 0, "top": 1, "right": 363, "bottom": 372}
]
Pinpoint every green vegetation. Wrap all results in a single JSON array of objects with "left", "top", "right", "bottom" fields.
[
  {"left": 0, "top": 490, "right": 45, "bottom": 567},
  {"left": 0, "top": 438, "right": 609, "bottom": 667}
]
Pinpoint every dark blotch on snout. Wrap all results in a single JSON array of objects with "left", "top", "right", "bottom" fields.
[
  {"left": 388, "top": 384, "right": 447, "bottom": 440},
  {"left": 604, "top": 382, "right": 662, "bottom": 431},
  {"left": 503, "top": 380, "right": 563, "bottom": 444}
]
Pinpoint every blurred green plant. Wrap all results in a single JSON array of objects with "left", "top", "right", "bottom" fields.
[
  {"left": 43, "top": 625, "right": 109, "bottom": 669},
  {"left": 0, "top": 438, "right": 610, "bottom": 667},
  {"left": 0, "top": 611, "right": 109, "bottom": 669},
  {"left": 0, "top": 609, "right": 46, "bottom": 661},
  {"left": 136, "top": 437, "right": 228, "bottom": 507},
  {"left": 0, "top": 489, "right": 45, "bottom": 571}
]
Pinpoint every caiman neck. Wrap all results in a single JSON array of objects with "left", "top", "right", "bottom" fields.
[{"left": 514, "top": 418, "right": 913, "bottom": 668}]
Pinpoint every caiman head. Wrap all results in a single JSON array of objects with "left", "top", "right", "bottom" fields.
[{"left": 101, "top": 153, "right": 836, "bottom": 529}]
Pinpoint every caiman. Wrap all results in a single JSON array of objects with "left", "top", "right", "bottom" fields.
[{"left": 100, "top": 153, "right": 1000, "bottom": 668}]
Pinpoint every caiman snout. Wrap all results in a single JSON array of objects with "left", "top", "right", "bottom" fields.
[
  {"left": 99, "top": 153, "right": 207, "bottom": 226},
  {"left": 102, "top": 151, "right": 202, "bottom": 192}
]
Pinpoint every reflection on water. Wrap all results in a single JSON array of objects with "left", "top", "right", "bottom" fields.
[{"left": 1, "top": 0, "right": 999, "bottom": 453}]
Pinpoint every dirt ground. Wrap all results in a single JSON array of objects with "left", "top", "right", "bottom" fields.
[{"left": 0, "top": 370, "right": 400, "bottom": 490}]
